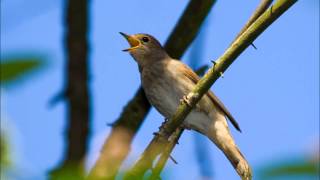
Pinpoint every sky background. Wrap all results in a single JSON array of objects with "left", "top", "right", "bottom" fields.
[{"left": 1, "top": 0, "right": 319, "bottom": 179}]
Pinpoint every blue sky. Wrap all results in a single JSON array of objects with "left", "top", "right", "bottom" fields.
[{"left": 1, "top": 0, "right": 319, "bottom": 179}]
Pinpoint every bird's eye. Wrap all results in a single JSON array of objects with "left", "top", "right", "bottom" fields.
[{"left": 142, "top": 37, "right": 149, "bottom": 43}]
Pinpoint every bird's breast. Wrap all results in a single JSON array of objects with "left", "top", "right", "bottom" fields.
[
  {"left": 141, "top": 63, "right": 187, "bottom": 118},
  {"left": 141, "top": 60, "right": 221, "bottom": 135}
]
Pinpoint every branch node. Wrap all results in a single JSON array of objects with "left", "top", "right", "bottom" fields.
[
  {"left": 169, "top": 155, "right": 178, "bottom": 164},
  {"left": 211, "top": 60, "right": 217, "bottom": 66},
  {"left": 251, "top": 43, "right": 257, "bottom": 50}
]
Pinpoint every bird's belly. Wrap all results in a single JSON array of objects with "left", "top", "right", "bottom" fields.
[
  {"left": 143, "top": 80, "right": 212, "bottom": 135},
  {"left": 144, "top": 81, "right": 181, "bottom": 118}
]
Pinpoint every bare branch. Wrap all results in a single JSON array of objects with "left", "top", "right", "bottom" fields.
[
  {"left": 232, "top": 0, "right": 273, "bottom": 45},
  {"left": 50, "top": 0, "right": 90, "bottom": 179}
]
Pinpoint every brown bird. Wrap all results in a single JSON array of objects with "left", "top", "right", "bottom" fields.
[{"left": 120, "top": 32, "right": 252, "bottom": 179}]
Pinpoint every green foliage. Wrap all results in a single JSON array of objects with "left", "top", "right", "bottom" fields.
[
  {"left": 1, "top": 56, "right": 46, "bottom": 86},
  {"left": 0, "top": 132, "right": 11, "bottom": 168},
  {"left": 0, "top": 53, "right": 47, "bottom": 177},
  {"left": 50, "top": 163, "right": 85, "bottom": 180},
  {"left": 259, "top": 157, "right": 320, "bottom": 179}
]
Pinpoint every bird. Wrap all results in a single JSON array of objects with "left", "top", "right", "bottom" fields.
[{"left": 120, "top": 32, "right": 252, "bottom": 179}]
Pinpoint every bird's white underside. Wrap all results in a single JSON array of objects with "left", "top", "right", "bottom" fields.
[{"left": 141, "top": 60, "right": 230, "bottom": 139}]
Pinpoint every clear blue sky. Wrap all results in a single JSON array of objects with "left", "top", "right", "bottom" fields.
[{"left": 1, "top": 0, "right": 319, "bottom": 179}]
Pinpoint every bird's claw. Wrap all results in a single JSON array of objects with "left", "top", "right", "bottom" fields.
[
  {"left": 180, "top": 95, "right": 192, "bottom": 107},
  {"left": 158, "top": 118, "right": 169, "bottom": 130}
]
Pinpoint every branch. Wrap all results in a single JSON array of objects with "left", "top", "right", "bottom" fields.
[
  {"left": 232, "top": 0, "right": 274, "bottom": 44},
  {"left": 164, "top": 0, "right": 217, "bottom": 59},
  {"left": 50, "top": 0, "right": 90, "bottom": 179},
  {"left": 87, "top": 88, "right": 150, "bottom": 180},
  {"left": 87, "top": 0, "right": 216, "bottom": 179},
  {"left": 124, "top": 0, "right": 297, "bottom": 179},
  {"left": 149, "top": 128, "right": 184, "bottom": 180}
]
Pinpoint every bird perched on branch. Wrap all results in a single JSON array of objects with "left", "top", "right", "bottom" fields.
[{"left": 120, "top": 32, "right": 252, "bottom": 179}]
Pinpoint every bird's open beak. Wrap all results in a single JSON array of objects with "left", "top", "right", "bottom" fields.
[{"left": 119, "top": 32, "right": 140, "bottom": 52}]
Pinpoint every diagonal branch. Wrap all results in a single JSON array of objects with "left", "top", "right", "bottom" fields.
[
  {"left": 87, "top": 88, "right": 149, "bottom": 180},
  {"left": 87, "top": 0, "right": 216, "bottom": 179},
  {"left": 124, "top": 0, "right": 297, "bottom": 179},
  {"left": 231, "top": 0, "right": 273, "bottom": 46},
  {"left": 149, "top": 128, "right": 184, "bottom": 180},
  {"left": 164, "top": 0, "right": 217, "bottom": 59}
]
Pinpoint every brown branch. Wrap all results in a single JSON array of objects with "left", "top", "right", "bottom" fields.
[
  {"left": 149, "top": 128, "right": 184, "bottom": 180},
  {"left": 124, "top": 0, "right": 297, "bottom": 179},
  {"left": 87, "top": 0, "right": 216, "bottom": 179},
  {"left": 164, "top": 0, "right": 217, "bottom": 59},
  {"left": 49, "top": 0, "right": 90, "bottom": 179},
  {"left": 87, "top": 88, "right": 150, "bottom": 180}
]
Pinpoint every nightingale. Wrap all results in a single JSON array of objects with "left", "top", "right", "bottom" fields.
[{"left": 120, "top": 32, "right": 252, "bottom": 179}]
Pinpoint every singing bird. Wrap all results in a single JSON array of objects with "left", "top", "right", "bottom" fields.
[{"left": 120, "top": 32, "right": 252, "bottom": 179}]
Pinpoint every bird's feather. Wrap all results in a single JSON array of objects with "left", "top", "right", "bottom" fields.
[{"left": 180, "top": 64, "right": 242, "bottom": 132}]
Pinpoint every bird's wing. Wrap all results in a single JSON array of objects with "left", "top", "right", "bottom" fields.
[{"left": 181, "top": 64, "right": 242, "bottom": 132}]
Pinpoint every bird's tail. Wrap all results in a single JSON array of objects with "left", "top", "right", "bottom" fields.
[{"left": 207, "top": 120, "right": 252, "bottom": 180}]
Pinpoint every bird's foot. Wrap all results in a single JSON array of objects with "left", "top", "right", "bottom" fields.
[
  {"left": 179, "top": 123, "right": 190, "bottom": 130},
  {"left": 158, "top": 118, "right": 169, "bottom": 131},
  {"left": 180, "top": 95, "right": 192, "bottom": 107},
  {"left": 180, "top": 92, "right": 200, "bottom": 108}
]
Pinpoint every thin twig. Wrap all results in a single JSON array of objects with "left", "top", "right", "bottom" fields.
[{"left": 232, "top": 0, "right": 273, "bottom": 45}]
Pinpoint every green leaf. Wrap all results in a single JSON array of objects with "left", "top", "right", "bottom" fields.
[{"left": 1, "top": 57, "right": 46, "bottom": 85}]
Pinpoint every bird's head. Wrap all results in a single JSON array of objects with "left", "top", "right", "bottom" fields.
[{"left": 120, "top": 32, "right": 169, "bottom": 67}]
